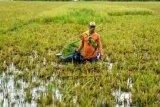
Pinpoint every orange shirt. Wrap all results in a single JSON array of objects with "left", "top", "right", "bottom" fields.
[{"left": 78, "top": 32, "right": 103, "bottom": 59}]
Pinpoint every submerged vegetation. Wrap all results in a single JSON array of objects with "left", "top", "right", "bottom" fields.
[{"left": 0, "top": 1, "right": 160, "bottom": 106}]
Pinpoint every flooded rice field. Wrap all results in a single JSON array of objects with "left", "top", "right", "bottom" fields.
[
  {"left": 0, "top": 57, "right": 136, "bottom": 107},
  {"left": 0, "top": 1, "right": 160, "bottom": 106}
]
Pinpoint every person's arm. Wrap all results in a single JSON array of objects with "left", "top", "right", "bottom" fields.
[
  {"left": 77, "top": 35, "right": 84, "bottom": 52},
  {"left": 97, "top": 35, "right": 103, "bottom": 59}
]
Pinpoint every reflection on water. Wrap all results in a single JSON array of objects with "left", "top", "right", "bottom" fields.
[
  {"left": 0, "top": 53, "right": 134, "bottom": 106},
  {"left": 103, "top": 61, "right": 113, "bottom": 72},
  {"left": 0, "top": 62, "right": 62, "bottom": 107},
  {"left": 112, "top": 78, "right": 133, "bottom": 107},
  {"left": 0, "top": 72, "right": 27, "bottom": 107},
  {"left": 108, "top": 63, "right": 113, "bottom": 72}
]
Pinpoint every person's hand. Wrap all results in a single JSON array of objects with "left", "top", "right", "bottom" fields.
[
  {"left": 75, "top": 49, "right": 81, "bottom": 54},
  {"left": 75, "top": 49, "right": 79, "bottom": 52}
]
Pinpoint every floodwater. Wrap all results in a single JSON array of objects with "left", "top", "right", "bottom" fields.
[
  {"left": 0, "top": 62, "right": 62, "bottom": 107},
  {"left": 112, "top": 78, "right": 133, "bottom": 107},
  {"left": 0, "top": 51, "right": 133, "bottom": 107}
]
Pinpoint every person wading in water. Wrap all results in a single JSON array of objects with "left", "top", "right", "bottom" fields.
[
  {"left": 57, "top": 21, "right": 103, "bottom": 63},
  {"left": 76, "top": 21, "right": 103, "bottom": 63}
]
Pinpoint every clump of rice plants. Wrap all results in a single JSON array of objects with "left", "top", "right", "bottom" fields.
[{"left": 108, "top": 8, "right": 153, "bottom": 16}]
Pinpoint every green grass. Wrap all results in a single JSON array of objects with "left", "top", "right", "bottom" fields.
[{"left": 0, "top": 1, "right": 160, "bottom": 106}]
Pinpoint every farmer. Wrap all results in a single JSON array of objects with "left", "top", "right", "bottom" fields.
[
  {"left": 77, "top": 21, "right": 103, "bottom": 63},
  {"left": 57, "top": 21, "right": 103, "bottom": 63},
  {"left": 64, "top": 21, "right": 103, "bottom": 63}
]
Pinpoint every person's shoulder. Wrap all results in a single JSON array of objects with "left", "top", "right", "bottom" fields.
[
  {"left": 82, "top": 31, "right": 89, "bottom": 37},
  {"left": 79, "top": 32, "right": 88, "bottom": 39},
  {"left": 83, "top": 31, "right": 89, "bottom": 35},
  {"left": 94, "top": 32, "right": 100, "bottom": 37}
]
